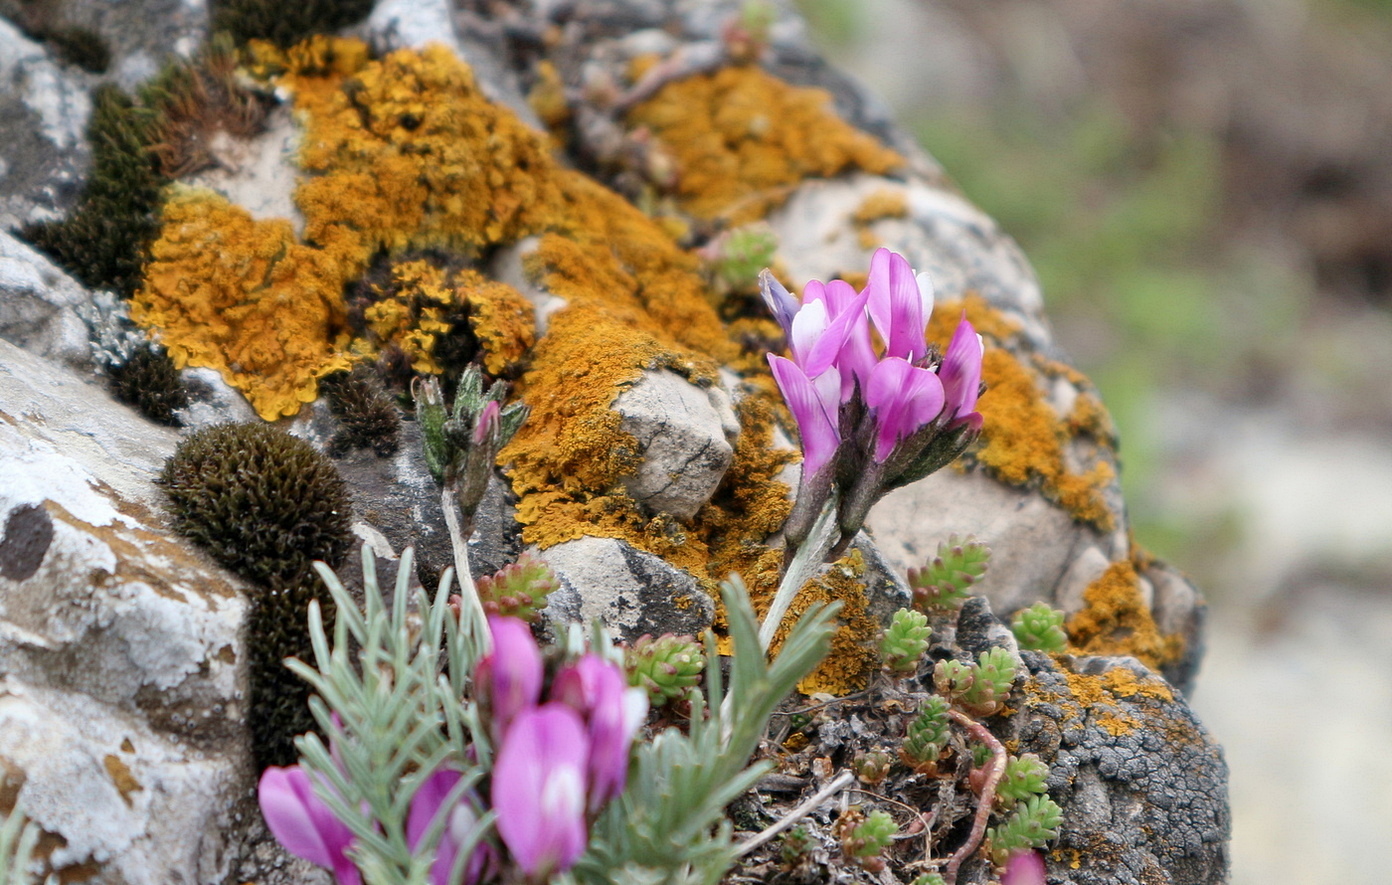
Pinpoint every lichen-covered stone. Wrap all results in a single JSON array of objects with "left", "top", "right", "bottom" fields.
[
  {"left": 535, "top": 536, "right": 716, "bottom": 642},
  {"left": 615, "top": 369, "right": 739, "bottom": 520},
  {"left": 0, "top": 339, "right": 252, "bottom": 884}
]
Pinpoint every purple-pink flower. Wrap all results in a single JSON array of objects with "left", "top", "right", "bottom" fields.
[
  {"left": 767, "top": 355, "right": 842, "bottom": 477},
  {"left": 407, "top": 769, "right": 493, "bottom": 885},
  {"left": 476, "top": 616, "right": 543, "bottom": 741},
  {"left": 866, "top": 247, "right": 935, "bottom": 363},
  {"left": 940, "top": 311, "right": 984, "bottom": 429},
  {"left": 492, "top": 704, "right": 591, "bottom": 880},
  {"left": 552, "top": 654, "right": 650, "bottom": 810},
  {"left": 864, "top": 357, "right": 946, "bottom": 463},
  {"left": 258, "top": 765, "right": 361, "bottom": 885},
  {"left": 758, "top": 247, "right": 986, "bottom": 550},
  {"left": 1001, "top": 849, "right": 1047, "bottom": 885}
]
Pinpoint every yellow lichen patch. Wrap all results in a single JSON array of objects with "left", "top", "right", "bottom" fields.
[
  {"left": 277, "top": 41, "right": 570, "bottom": 269},
  {"left": 463, "top": 274, "right": 536, "bottom": 375},
  {"left": 102, "top": 755, "right": 142, "bottom": 806},
  {"left": 851, "top": 187, "right": 909, "bottom": 249},
  {"left": 627, "top": 65, "right": 904, "bottom": 223},
  {"left": 1066, "top": 560, "right": 1185, "bottom": 672},
  {"left": 352, "top": 260, "right": 534, "bottom": 376},
  {"left": 785, "top": 550, "right": 881, "bottom": 695},
  {"left": 133, "top": 188, "right": 351, "bottom": 420},
  {"left": 928, "top": 295, "right": 1117, "bottom": 530}
]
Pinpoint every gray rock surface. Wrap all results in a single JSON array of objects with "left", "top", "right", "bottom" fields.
[
  {"left": 0, "top": 229, "right": 91, "bottom": 367},
  {"left": 535, "top": 536, "right": 716, "bottom": 642},
  {"left": 615, "top": 369, "right": 739, "bottom": 521}
]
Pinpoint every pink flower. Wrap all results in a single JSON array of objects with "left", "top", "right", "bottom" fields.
[
  {"left": 866, "top": 247, "right": 934, "bottom": 363},
  {"left": 407, "top": 769, "right": 493, "bottom": 885},
  {"left": 552, "top": 655, "right": 649, "bottom": 810},
  {"left": 472, "top": 400, "right": 501, "bottom": 447},
  {"left": 258, "top": 765, "right": 361, "bottom": 885},
  {"left": 493, "top": 704, "right": 591, "bottom": 879},
  {"left": 1001, "top": 849, "right": 1047, "bottom": 885},
  {"left": 768, "top": 355, "right": 843, "bottom": 477},
  {"left": 802, "top": 278, "right": 877, "bottom": 396},
  {"left": 865, "top": 357, "right": 946, "bottom": 462},
  {"left": 940, "top": 312, "right": 984, "bottom": 430},
  {"left": 476, "top": 616, "right": 543, "bottom": 740}
]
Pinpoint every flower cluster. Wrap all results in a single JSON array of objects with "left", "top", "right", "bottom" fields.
[
  {"left": 257, "top": 614, "right": 647, "bottom": 884},
  {"left": 761, "top": 248, "right": 985, "bottom": 550}
]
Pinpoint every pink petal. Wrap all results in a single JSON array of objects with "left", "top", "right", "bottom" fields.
[
  {"left": 554, "top": 655, "right": 647, "bottom": 809},
  {"left": 940, "top": 313, "right": 984, "bottom": 422},
  {"left": 259, "top": 766, "right": 361, "bottom": 885},
  {"left": 769, "top": 355, "right": 841, "bottom": 476},
  {"left": 867, "top": 248, "right": 929, "bottom": 362},
  {"left": 493, "top": 705, "right": 591, "bottom": 878},
  {"left": 866, "top": 358, "right": 945, "bottom": 462},
  {"left": 479, "top": 617, "right": 543, "bottom": 740},
  {"left": 1001, "top": 849, "right": 1047, "bottom": 885},
  {"left": 788, "top": 298, "right": 831, "bottom": 370}
]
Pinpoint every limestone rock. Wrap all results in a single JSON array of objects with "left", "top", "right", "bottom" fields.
[
  {"left": 615, "top": 370, "right": 739, "bottom": 521},
  {"left": 535, "top": 536, "right": 715, "bottom": 642},
  {"left": 0, "top": 340, "right": 253, "bottom": 884},
  {"left": 0, "top": 230, "right": 91, "bottom": 368}
]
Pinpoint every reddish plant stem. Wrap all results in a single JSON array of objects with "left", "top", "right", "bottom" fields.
[{"left": 943, "top": 709, "right": 1006, "bottom": 885}]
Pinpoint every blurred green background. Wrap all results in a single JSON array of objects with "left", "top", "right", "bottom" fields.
[{"left": 797, "top": 1, "right": 1392, "bottom": 883}]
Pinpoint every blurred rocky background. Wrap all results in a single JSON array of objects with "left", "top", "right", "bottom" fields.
[{"left": 798, "top": 0, "right": 1392, "bottom": 882}]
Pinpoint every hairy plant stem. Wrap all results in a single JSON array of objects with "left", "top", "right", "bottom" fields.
[
  {"left": 441, "top": 484, "right": 490, "bottom": 654},
  {"left": 943, "top": 710, "right": 1006, "bottom": 885},
  {"left": 734, "top": 770, "right": 855, "bottom": 858},
  {"left": 759, "top": 491, "right": 840, "bottom": 650}
]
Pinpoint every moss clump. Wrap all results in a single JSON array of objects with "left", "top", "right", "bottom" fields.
[
  {"left": 39, "top": 26, "right": 112, "bottom": 73},
  {"left": 248, "top": 571, "right": 334, "bottom": 768},
  {"left": 626, "top": 64, "right": 905, "bottom": 223},
  {"left": 210, "top": 0, "right": 375, "bottom": 48},
  {"left": 143, "top": 35, "right": 270, "bottom": 179},
  {"left": 320, "top": 364, "right": 401, "bottom": 457},
  {"left": 107, "top": 342, "right": 189, "bottom": 426},
  {"left": 158, "top": 422, "right": 352, "bottom": 586},
  {"left": 20, "top": 84, "right": 163, "bottom": 298}
]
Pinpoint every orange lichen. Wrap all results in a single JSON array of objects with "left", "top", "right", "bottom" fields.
[
  {"left": 627, "top": 65, "right": 904, "bottom": 223},
  {"left": 771, "top": 549, "right": 881, "bottom": 695},
  {"left": 850, "top": 187, "right": 909, "bottom": 249},
  {"left": 282, "top": 41, "right": 569, "bottom": 266},
  {"left": 133, "top": 187, "right": 352, "bottom": 420},
  {"left": 1066, "top": 560, "right": 1185, "bottom": 671},
  {"left": 928, "top": 295, "right": 1118, "bottom": 531},
  {"left": 353, "top": 260, "right": 534, "bottom": 376}
]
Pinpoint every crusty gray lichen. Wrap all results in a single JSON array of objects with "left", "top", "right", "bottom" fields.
[{"left": 1014, "top": 653, "right": 1231, "bottom": 885}]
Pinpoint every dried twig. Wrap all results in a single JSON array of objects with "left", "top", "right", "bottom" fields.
[
  {"left": 943, "top": 710, "right": 1006, "bottom": 885},
  {"left": 735, "top": 770, "right": 856, "bottom": 858}
]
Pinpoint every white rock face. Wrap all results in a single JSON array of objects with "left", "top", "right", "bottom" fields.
[
  {"left": 765, "top": 174, "right": 1045, "bottom": 327},
  {"left": 535, "top": 536, "right": 715, "bottom": 641},
  {"left": 0, "top": 231, "right": 93, "bottom": 368},
  {"left": 865, "top": 467, "right": 1126, "bottom": 618},
  {"left": 0, "top": 340, "right": 253, "bottom": 884},
  {"left": 615, "top": 370, "right": 739, "bottom": 521}
]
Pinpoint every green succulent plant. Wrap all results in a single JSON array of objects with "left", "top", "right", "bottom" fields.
[
  {"left": 996, "top": 753, "right": 1051, "bottom": 806},
  {"left": 625, "top": 632, "right": 707, "bottom": 705},
  {"left": 880, "top": 608, "right": 931, "bottom": 675},
  {"left": 933, "top": 647, "right": 1018, "bottom": 717},
  {"left": 475, "top": 553, "right": 559, "bottom": 623},
  {"left": 985, "top": 795, "right": 1063, "bottom": 866},
  {"left": 1011, "top": 601, "right": 1068, "bottom": 652},
  {"left": 907, "top": 535, "right": 991, "bottom": 611},
  {"left": 901, "top": 695, "right": 951, "bottom": 770}
]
